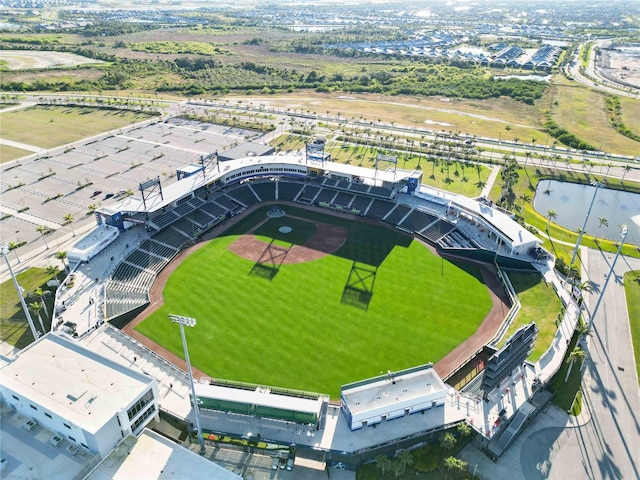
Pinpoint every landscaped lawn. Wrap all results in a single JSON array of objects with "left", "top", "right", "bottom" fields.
[
  {"left": 0, "top": 105, "right": 157, "bottom": 149},
  {"left": 496, "top": 271, "right": 564, "bottom": 362},
  {"left": 624, "top": 270, "right": 640, "bottom": 383},
  {"left": 136, "top": 206, "right": 493, "bottom": 397}
]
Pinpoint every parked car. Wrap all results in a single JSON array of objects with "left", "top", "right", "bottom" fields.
[
  {"left": 104, "top": 192, "right": 114, "bottom": 199},
  {"left": 91, "top": 190, "right": 103, "bottom": 198},
  {"left": 271, "top": 457, "right": 280, "bottom": 470}
]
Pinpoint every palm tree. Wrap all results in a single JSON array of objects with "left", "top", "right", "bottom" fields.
[
  {"left": 56, "top": 251, "right": 69, "bottom": 272},
  {"left": 63, "top": 213, "right": 76, "bottom": 236},
  {"left": 597, "top": 217, "right": 608, "bottom": 242},
  {"left": 33, "top": 287, "right": 49, "bottom": 319},
  {"left": 28, "top": 301, "right": 46, "bottom": 335},
  {"left": 375, "top": 454, "right": 392, "bottom": 477},
  {"left": 8, "top": 241, "right": 21, "bottom": 262},
  {"left": 36, "top": 225, "right": 50, "bottom": 249},
  {"left": 546, "top": 209, "right": 557, "bottom": 231},
  {"left": 87, "top": 204, "right": 97, "bottom": 215},
  {"left": 46, "top": 265, "right": 61, "bottom": 284},
  {"left": 396, "top": 450, "right": 413, "bottom": 472},
  {"left": 519, "top": 193, "right": 531, "bottom": 215},
  {"left": 564, "top": 347, "right": 586, "bottom": 383},
  {"left": 621, "top": 164, "right": 632, "bottom": 183}
]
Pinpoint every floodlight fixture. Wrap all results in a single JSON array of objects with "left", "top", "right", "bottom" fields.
[{"left": 168, "top": 313, "right": 204, "bottom": 453}]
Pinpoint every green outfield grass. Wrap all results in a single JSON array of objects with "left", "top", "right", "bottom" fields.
[
  {"left": 136, "top": 206, "right": 493, "bottom": 397},
  {"left": 0, "top": 105, "right": 157, "bottom": 149}
]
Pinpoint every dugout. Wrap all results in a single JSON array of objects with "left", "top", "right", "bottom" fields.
[{"left": 194, "top": 381, "right": 328, "bottom": 428}]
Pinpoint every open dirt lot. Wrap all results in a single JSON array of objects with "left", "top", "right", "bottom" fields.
[{"left": 0, "top": 50, "right": 105, "bottom": 70}]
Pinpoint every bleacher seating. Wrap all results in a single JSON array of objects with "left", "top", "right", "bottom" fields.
[
  {"left": 188, "top": 197, "right": 205, "bottom": 208},
  {"left": 142, "top": 239, "right": 178, "bottom": 259},
  {"left": 420, "top": 219, "right": 457, "bottom": 243},
  {"left": 350, "top": 195, "right": 373, "bottom": 212},
  {"left": 200, "top": 201, "right": 227, "bottom": 218},
  {"left": 186, "top": 209, "right": 216, "bottom": 227},
  {"left": 316, "top": 188, "right": 337, "bottom": 203},
  {"left": 333, "top": 192, "right": 355, "bottom": 207},
  {"left": 250, "top": 182, "right": 277, "bottom": 202},
  {"left": 152, "top": 226, "right": 192, "bottom": 249},
  {"left": 384, "top": 204, "right": 412, "bottom": 225},
  {"left": 298, "top": 185, "right": 321, "bottom": 203},
  {"left": 171, "top": 217, "right": 200, "bottom": 237},
  {"left": 214, "top": 194, "right": 241, "bottom": 211},
  {"left": 399, "top": 210, "right": 437, "bottom": 233},
  {"left": 126, "top": 249, "right": 170, "bottom": 272},
  {"left": 111, "top": 262, "right": 156, "bottom": 290},
  {"left": 227, "top": 185, "right": 259, "bottom": 206},
  {"left": 335, "top": 180, "right": 351, "bottom": 190},
  {"left": 349, "top": 182, "right": 370, "bottom": 193},
  {"left": 366, "top": 199, "right": 396, "bottom": 219},
  {"left": 174, "top": 202, "right": 194, "bottom": 217},
  {"left": 151, "top": 210, "right": 179, "bottom": 229},
  {"left": 369, "top": 186, "right": 393, "bottom": 198},
  {"left": 277, "top": 181, "right": 303, "bottom": 201},
  {"left": 322, "top": 178, "right": 338, "bottom": 188}
]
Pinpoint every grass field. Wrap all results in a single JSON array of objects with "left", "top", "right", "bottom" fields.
[
  {"left": 136, "top": 206, "right": 493, "bottom": 397},
  {"left": 496, "top": 271, "right": 564, "bottom": 362},
  {"left": 0, "top": 143, "right": 31, "bottom": 163},
  {"left": 623, "top": 270, "right": 640, "bottom": 383},
  {"left": 549, "top": 79, "right": 640, "bottom": 155},
  {"left": 0, "top": 105, "right": 157, "bottom": 149},
  {"left": 0, "top": 267, "right": 56, "bottom": 348}
]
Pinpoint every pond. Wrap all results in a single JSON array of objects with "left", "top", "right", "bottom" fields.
[{"left": 534, "top": 180, "right": 640, "bottom": 245}]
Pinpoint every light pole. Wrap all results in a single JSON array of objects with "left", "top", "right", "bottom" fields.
[
  {"left": 570, "top": 180, "right": 602, "bottom": 268},
  {"left": 169, "top": 314, "right": 205, "bottom": 453},
  {"left": 587, "top": 225, "right": 628, "bottom": 329},
  {"left": 1, "top": 243, "right": 39, "bottom": 340}
]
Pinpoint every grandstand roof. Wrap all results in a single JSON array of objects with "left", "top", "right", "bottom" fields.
[
  {"left": 85, "top": 429, "right": 240, "bottom": 480},
  {"left": 1, "top": 333, "right": 156, "bottom": 434},
  {"left": 218, "top": 141, "right": 275, "bottom": 161},
  {"left": 451, "top": 195, "right": 541, "bottom": 248},
  {"left": 98, "top": 155, "right": 419, "bottom": 217}
]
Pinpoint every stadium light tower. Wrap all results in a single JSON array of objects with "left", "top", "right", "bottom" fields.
[
  {"left": 168, "top": 314, "right": 205, "bottom": 453},
  {"left": 587, "top": 225, "right": 628, "bottom": 330},
  {"left": 570, "top": 180, "right": 602, "bottom": 267},
  {"left": 1, "top": 242, "right": 39, "bottom": 340}
]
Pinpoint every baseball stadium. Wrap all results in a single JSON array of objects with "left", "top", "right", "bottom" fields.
[{"left": 5, "top": 109, "right": 581, "bottom": 472}]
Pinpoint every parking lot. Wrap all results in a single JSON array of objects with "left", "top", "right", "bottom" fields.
[{"left": 1, "top": 116, "right": 262, "bottom": 255}]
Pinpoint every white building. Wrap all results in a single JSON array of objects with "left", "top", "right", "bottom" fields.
[
  {"left": 340, "top": 364, "right": 449, "bottom": 431},
  {"left": 0, "top": 333, "right": 159, "bottom": 458}
]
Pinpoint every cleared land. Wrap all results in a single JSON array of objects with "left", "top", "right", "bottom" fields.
[
  {"left": 0, "top": 105, "right": 156, "bottom": 149},
  {"left": 0, "top": 50, "right": 104, "bottom": 70},
  {"left": 549, "top": 79, "right": 640, "bottom": 154},
  {"left": 226, "top": 92, "right": 547, "bottom": 144},
  {"left": 135, "top": 206, "right": 493, "bottom": 397}
]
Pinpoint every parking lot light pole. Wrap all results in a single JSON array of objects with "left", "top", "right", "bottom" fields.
[
  {"left": 1, "top": 243, "right": 39, "bottom": 341},
  {"left": 570, "top": 180, "right": 602, "bottom": 268},
  {"left": 169, "top": 314, "right": 205, "bottom": 453},
  {"left": 587, "top": 225, "right": 628, "bottom": 330}
]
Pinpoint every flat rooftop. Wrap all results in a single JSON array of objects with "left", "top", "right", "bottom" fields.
[
  {"left": 69, "top": 223, "right": 119, "bottom": 255},
  {"left": 194, "top": 382, "right": 324, "bottom": 416},
  {"left": 84, "top": 429, "right": 240, "bottom": 480},
  {"left": 0, "top": 402, "right": 98, "bottom": 480},
  {"left": 342, "top": 366, "right": 448, "bottom": 416},
  {"left": 1, "top": 333, "right": 155, "bottom": 434}
]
